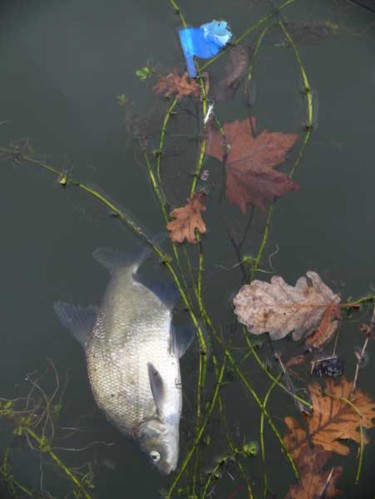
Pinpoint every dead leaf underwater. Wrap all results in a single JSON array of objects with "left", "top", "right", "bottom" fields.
[
  {"left": 285, "top": 445, "right": 343, "bottom": 499},
  {"left": 284, "top": 377, "right": 375, "bottom": 498},
  {"left": 284, "top": 377, "right": 375, "bottom": 459},
  {"left": 206, "top": 118, "right": 299, "bottom": 212},
  {"left": 233, "top": 271, "right": 341, "bottom": 342},
  {"left": 166, "top": 191, "right": 207, "bottom": 244},
  {"left": 214, "top": 45, "right": 250, "bottom": 101},
  {"left": 153, "top": 69, "right": 203, "bottom": 99}
]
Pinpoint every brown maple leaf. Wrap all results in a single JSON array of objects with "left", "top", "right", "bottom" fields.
[
  {"left": 166, "top": 191, "right": 207, "bottom": 244},
  {"left": 206, "top": 118, "right": 299, "bottom": 212},
  {"left": 233, "top": 271, "right": 341, "bottom": 341},
  {"left": 284, "top": 377, "right": 375, "bottom": 462},
  {"left": 286, "top": 445, "right": 343, "bottom": 499},
  {"left": 153, "top": 69, "right": 202, "bottom": 99}
]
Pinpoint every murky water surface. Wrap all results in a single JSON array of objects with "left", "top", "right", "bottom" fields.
[{"left": 1, "top": 0, "right": 375, "bottom": 498}]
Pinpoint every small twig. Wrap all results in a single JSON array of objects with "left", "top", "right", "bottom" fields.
[{"left": 352, "top": 305, "right": 375, "bottom": 393}]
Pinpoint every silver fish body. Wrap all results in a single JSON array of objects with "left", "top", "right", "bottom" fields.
[{"left": 54, "top": 247, "right": 193, "bottom": 474}]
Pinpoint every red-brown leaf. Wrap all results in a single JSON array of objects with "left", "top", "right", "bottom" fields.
[
  {"left": 166, "top": 192, "right": 207, "bottom": 244},
  {"left": 154, "top": 69, "right": 202, "bottom": 99},
  {"left": 206, "top": 118, "right": 299, "bottom": 212},
  {"left": 286, "top": 445, "right": 343, "bottom": 499}
]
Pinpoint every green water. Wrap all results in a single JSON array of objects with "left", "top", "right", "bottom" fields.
[{"left": 0, "top": 0, "right": 375, "bottom": 497}]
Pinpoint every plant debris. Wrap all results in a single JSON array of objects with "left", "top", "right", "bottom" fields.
[
  {"left": 166, "top": 191, "right": 207, "bottom": 244},
  {"left": 206, "top": 118, "right": 299, "bottom": 212},
  {"left": 285, "top": 445, "right": 343, "bottom": 499},
  {"left": 153, "top": 69, "right": 202, "bottom": 99},
  {"left": 214, "top": 45, "right": 250, "bottom": 101},
  {"left": 233, "top": 271, "right": 341, "bottom": 341},
  {"left": 284, "top": 377, "right": 375, "bottom": 460}
]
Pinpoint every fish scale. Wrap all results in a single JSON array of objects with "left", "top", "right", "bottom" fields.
[{"left": 54, "top": 246, "right": 194, "bottom": 474}]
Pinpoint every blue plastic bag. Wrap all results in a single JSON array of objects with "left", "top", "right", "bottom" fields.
[{"left": 178, "top": 20, "right": 232, "bottom": 78}]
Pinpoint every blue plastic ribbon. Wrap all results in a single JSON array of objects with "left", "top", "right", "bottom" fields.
[{"left": 178, "top": 20, "right": 232, "bottom": 78}]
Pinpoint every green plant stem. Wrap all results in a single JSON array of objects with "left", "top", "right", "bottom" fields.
[
  {"left": 326, "top": 393, "right": 365, "bottom": 483},
  {"left": 278, "top": 20, "right": 313, "bottom": 178},
  {"left": 226, "top": 435, "right": 255, "bottom": 499},
  {"left": 156, "top": 97, "right": 178, "bottom": 191},
  {"left": 143, "top": 150, "right": 168, "bottom": 221},
  {"left": 250, "top": 205, "right": 274, "bottom": 281},
  {"left": 166, "top": 358, "right": 227, "bottom": 498},
  {"left": 260, "top": 378, "right": 280, "bottom": 498},
  {"left": 0, "top": 147, "right": 210, "bottom": 355},
  {"left": 343, "top": 295, "right": 375, "bottom": 308},
  {"left": 200, "top": 0, "right": 298, "bottom": 72},
  {"left": 167, "top": 0, "right": 187, "bottom": 28},
  {"left": 224, "top": 347, "right": 298, "bottom": 479},
  {"left": 244, "top": 332, "right": 312, "bottom": 410},
  {"left": 189, "top": 76, "right": 208, "bottom": 195},
  {"left": 21, "top": 427, "right": 92, "bottom": 498}
]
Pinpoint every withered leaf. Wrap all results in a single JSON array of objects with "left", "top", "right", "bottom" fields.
[
  {"left": 305, "top": 302, "right": 342, "bottom": 349},
  {"left": 153, "top": 69, "right": 201, "bottom": 99},
  {"left": 166, "top": 192, "right": 207, "bottom": 244},
  {"left": 278, "top": 21, "right": 338, "bottom": 48},
  {"left": 286, "top": 445, "right": 343, "bottom": 499},
  {"left": 233, "top": 271, "right": 341, "bottom": 341},
  {"left": 214, "top": 45, "right": 250, "bottom": 102},
  {"left": 284, "top": 377, "right": 375, "bottom": 461},
  {"left": 206, "top": 118, "right": 299, "bottom": 212}
]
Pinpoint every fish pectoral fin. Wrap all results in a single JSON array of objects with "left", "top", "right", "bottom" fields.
[
  {"left": 171, "top": 324, "right": 195, "bottom": 358},
  {"left": 53, "top": 302, "right": 97, "bottom": 347},
  {"left": 147, "top": 362, "right": 165, "bottom": 416}
]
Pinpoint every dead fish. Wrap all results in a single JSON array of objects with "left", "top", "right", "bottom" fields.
[{"left": 54, "top": 246, "right": 194, "bottom": 474}]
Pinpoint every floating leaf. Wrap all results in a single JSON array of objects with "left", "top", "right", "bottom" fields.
[
  {"left": 214, "top": 45, "right": 250, "bottom": 101},
  {"left": 153, "top": 69, "right": 202, "bottom": 99},
  {"left": 284, "top": 377, "right": 375, "bottom": 461},
  {"left": 285, "top": 445, "right": 343, "bottom": 499},
  {"left": 166, "top": 192, "right": 207, "bottom": 244},
  {"left": 206, "top": 118, "right": 299, "bottom": 212},
  {"left": 233, "top": 271, "right": 341, "bottom": 341}
]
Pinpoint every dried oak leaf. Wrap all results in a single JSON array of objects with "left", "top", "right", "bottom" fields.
[
  {"left": 206, "top": 118, "right": 299, "bottom": 212},
  {"left": 166, "top": 192, "right": 207, "bottom": 244},
  {"left": 286, "top": 445, "right": 343, "bottom": 499},
  {"left": 233, "top": 271, "right": 341, "bottom": 341},
  {"left": 284, "top": 377, "right": 375, "bottom": 462},
  {"left": 153, "top": 69, "right": 201, "bottom": 99}
]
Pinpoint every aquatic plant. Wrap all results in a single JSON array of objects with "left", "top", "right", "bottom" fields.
[
  {"left": 1, "top": 1, "right": 375, "bottom": 498},
  {"left": 0, "top": 361, "right": 96, "bottom": 498}
]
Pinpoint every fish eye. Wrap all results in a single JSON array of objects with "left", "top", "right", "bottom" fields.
[{"left": 150, "top": 450, "right": 161, "bottom": 463}]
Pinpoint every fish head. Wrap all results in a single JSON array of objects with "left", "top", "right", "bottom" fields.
[{"left": 135, "top": 419, "right": 179, "bottom": 474}]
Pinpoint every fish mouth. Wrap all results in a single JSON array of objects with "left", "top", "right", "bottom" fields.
[{"left": 158, "top": 461, "right": 176, "bottom": 475}]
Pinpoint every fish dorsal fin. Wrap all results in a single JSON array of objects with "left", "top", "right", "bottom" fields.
[
  {"left": 93, "top": 235, "right": 166, "bottom": 275},
  {"left": 147, "top": 362, "right": 165, "bottom": 417},
  {"left": 92, "top": 247, "right": 142, "bottom": 273},
  {"left": 134, "top": 275, "right": 180, "bottom": 309},
  {"left": 53, "top": 302, "right": 97, "bottom": 347},
  {"left": 171, "top": 324, "right": 195, "bottom": 358}
]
